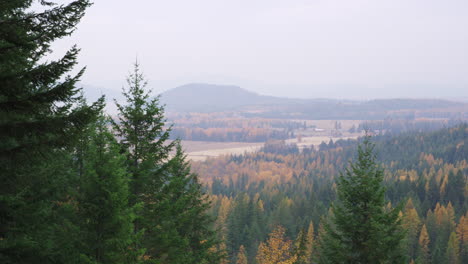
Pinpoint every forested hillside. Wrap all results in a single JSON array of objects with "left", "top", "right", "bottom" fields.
[{"left": 193, "top": 125, "right": 468, "bottom": 263}]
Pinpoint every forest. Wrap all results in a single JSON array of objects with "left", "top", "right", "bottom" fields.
[
  {"left": 2, "top": 1, "right": 468, "bottom": 264},
  {"left": 194, "top": 125, "right": 468, "bottom": 263}
]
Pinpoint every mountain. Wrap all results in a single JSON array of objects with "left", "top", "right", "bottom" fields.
[
  {"left": 160, "top": 83, "right": 297, "bottom": 112},
  {"left": 160, "top": 83, "right": 468, "bottom": 120}
]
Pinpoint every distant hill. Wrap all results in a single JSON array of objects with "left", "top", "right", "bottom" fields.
[
  {"left": 160, "top": 83, "right": 297, "bottom": 112},
  {"left": 82, "top": 82, "right": 468, "bottom": 120},
  {"left": 160, "top": 83, "right": 468, "bottom": 120}
]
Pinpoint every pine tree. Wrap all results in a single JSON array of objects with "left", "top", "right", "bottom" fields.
[
  {"left": 77, "top": 116, "right": 139, "bottom": 263},
  {"left": 318, "top": 136, "right": 406, "bottom": 263},
  {"left": 0, "top": 1, "right": 102, "bottom": 263}
]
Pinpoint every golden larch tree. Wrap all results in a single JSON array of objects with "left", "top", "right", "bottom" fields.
[
  {"left": 236, "top": 245, "right": 248, "bottom": 264},
  {"left": 256, "top": 225, "right": 297, "bottom": 264},
  {"left": 417, "top": 224, "right": 430, "bottom": 263}
]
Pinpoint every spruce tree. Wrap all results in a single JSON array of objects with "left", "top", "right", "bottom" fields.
[
  {"left": 112, "top": 63, "right": 221, "bottom": 263},
  {"left": 111, "top": 62, "right": 174, "bottom": 258},
  {"left": 143, "top": 144, "right": 222, "bottom": 263},
  {"left": 318, "top": 136, "right": 405, "bottom": 264},
  {"left": 77, "top": 116, "right": 139, "bottom": 263},
  {"left": 0, "top": 1, "right": 102, "bottom": 263},
  {"left": 111, "top": 61, "right": 173, "bottom": 202}
]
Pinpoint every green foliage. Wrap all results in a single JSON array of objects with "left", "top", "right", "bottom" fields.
[
  {"left": 0, "top": 1, "right": 102, "bottom": 263},
  {"left": 303, "top": 136, "right": 405, "bottom": 263},
  {"left": 111, "top": 61, "right": 173, "bottom": 201},
  {"left": 77, "top": 116, "right": 140, "bottom": 263},
  {"left": 144, "top": 144, "right": 222, "bottom": 263},
  {"left": 112, "top": 63, "right": 221, "bottom": 263}
]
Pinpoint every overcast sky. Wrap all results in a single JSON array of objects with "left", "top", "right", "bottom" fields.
[{"left": 50, "top": 0, "right": 468, "bottom": 99}]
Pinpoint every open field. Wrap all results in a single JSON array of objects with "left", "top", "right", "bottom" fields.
[
  {"left": 181, "top": 141, "right": 264, "bottom": 161},
  {"left": 181, "top": 134, "right": 359, "bottom": 161}
]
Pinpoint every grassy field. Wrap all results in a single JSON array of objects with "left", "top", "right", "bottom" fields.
[
  {"left": 181, "top": 141, "right": 264, "bottom": 161},
  {"left": 181, "top": 135, "right": 359, "bottom": 161}
]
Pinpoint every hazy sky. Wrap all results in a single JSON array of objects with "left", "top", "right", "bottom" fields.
[{"left": 50, "top": 0, "right": 468, "bottom": 99}]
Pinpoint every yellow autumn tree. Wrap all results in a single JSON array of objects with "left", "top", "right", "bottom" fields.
[
  {"left": 256, "top": 225, "right": 297, "bottom": 264},
  {"left": 306, "top": 221, "right": 315, "bottom": 262},
  {"left": 236, "top": 245, "right": 248, "bottom": 264},
  {"left": 403, "top": 199, "right": 421, "bottom": 259},
  {"left": 417, "top": 224, "right": 430, "bottom": 263},
  {"left": 456, "top": 213, "right": 468, "bottom": 263}
]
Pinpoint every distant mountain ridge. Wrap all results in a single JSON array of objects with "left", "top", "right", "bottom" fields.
[
  {"left": 159, "top": 83, "right": 468, "bottom": 119},
  {"left": 83, "top": 82, "right": 468, "bottom": 119}
]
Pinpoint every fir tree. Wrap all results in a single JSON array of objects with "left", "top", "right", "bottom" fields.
[
  {"left": 143, "top": 144, "right": 222, "bottom": 263},
  {"left": 111, "top": 61, "right": 173, "bottom": 256},
  {"left": 112, "top": 63, "right": 220, "bottom": 263},
  {"left": 445, "top": 232, "right": 460, "bottom": 264},
  {"left": 111, "top": 61, "right": 173, "bottom": 201},
  {"left": 77, "top": 116, "right": 139, "bottom": 263},
  {"left": 293, "top": 229, "right": 308, "bottom": 264},
  {"left": 318, "top": 136, "right": 406, "bottom": 263},
  {"left": 0, "top": 1, "right": 102, "bottom": 263}
]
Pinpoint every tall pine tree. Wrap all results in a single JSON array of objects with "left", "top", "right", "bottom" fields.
[
  {"left": 0, "top": 1, "right": 102, "bottom": 263},
  {"left": 318, "top": 136, "right": 405, "bottom": 263}
]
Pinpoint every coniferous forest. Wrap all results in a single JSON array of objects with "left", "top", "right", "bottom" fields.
[
  {"left": 1, "top": 1, "right": 468, "bottom": 264},
  {"left": 0, "top": 1, "right": 220, "bottom": 263}
]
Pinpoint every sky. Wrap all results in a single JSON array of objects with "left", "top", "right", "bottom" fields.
[{"left": 49, "top": 0, "right": 468, "bottom": 99}]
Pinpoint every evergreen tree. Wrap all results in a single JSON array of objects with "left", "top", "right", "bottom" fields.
[
  {"left": 445, "top": 232, "right": 460, "bottom": 264},
  {"left": 293, "top": 229, "right": 308, "bottom": 264},
  {"left": 111, "top": 61, "right": 173, "bottom": 256},
  {"left": 318, "top": 136, "right": 405, "bottom": 263},
  {"left": 111, "top": 61, "right": 173, "bottom": 201},
  {"left": 0, "top": 1, "right": 102, "bottom": 263},
  {"left": 143, "top": 144, "right": 222, "bottom": 263},
  {"left": 77, "top": 116, "right": 139, "bottom": 263},
  {"left": 112, "top": 63, "right": 220, "bottom": 263}
]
